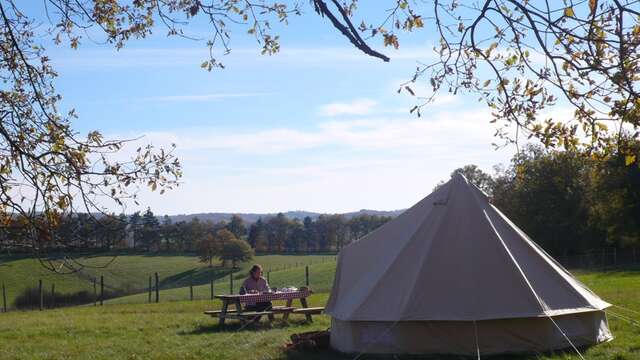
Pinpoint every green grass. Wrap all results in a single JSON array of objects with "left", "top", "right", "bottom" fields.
[
  {"left": 0, "top": 253, "right": 336, "bottom": 308},
  {"left": 0, "top": 259, "right": 639, "bottom": 359},
  {"left": 0, "top": 294, "right": 333, "bottom": 360},
  {"left": 106, "top": 260, "right": 337, "bottom": 304}
]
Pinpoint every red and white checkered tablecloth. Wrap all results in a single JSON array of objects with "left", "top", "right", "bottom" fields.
[{"left": 236, "top": 289, "right": 311, "bottom": 304}]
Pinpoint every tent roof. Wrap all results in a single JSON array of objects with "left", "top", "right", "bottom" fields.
[{"left": 326, "top": 174, "right": 610, "bottom": 322}]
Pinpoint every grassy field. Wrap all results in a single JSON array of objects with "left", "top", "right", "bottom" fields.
[
  {"left": 0, "top": 259, "right": 639, "bottom": 359},
  {"left": 106, "top": 260, "right": 337, "bottom": 304},
  {"left": 0, "top": 253, "right": 336, "bottom": 308}
]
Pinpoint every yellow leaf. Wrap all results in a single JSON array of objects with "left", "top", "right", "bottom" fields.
[
  {"left": 485, "top": 42, "right": 498, "bottom": 57},
  {"left": 564, "top": 7, "right": 575, "bottom": 17},
  {"left": 625, "top": 154, "right": 636, "bottom": 166}
]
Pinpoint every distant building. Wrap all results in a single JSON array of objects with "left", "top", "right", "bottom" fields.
[{"left": 123, "top": 224, "right": 135, "bottom": 248}]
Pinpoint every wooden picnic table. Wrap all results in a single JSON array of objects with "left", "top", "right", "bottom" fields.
[{"left": 210, "top": 288, "right": 320, "bottom": 325}]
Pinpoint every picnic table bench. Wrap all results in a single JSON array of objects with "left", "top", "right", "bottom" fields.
[{"left": 206, "top": 288, "right": 323, "bottom": 325}]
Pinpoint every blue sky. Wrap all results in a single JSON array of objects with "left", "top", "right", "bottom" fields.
[{"left": 26, "top": 2, "right": 517, "bottom": 215}]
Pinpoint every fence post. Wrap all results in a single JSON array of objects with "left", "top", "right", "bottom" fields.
[
  {"left": 634, "top": 248, "right": 638, "bottom": 264},
  {"left": 100, "top": 275, "right": 104, "bottom": 306},
  {"left": 148, "top": 276, "right": 152, "bottom": 304},
  {"left": 2, "top": 283, "right": 6, "bottom": 312},
  {"left": 189, "top": 274, "right": 194, "bottom": 301},
  {"left": 39, "top": 279, "right": 43, "bottom": 311},
  {"left": 229, "top": 273, "right": 233, "bottom": 294},
  {"left": 601, "top": 249, "right": 606, "bottom": 267},
  {"left": 51, "top": 284, "right": 55, "bottom": 309},
  {"left": 267, "top": 271, "right": 270, "bottom": 284},
  {"left": 305, "top": 265, "right": 309, "bottom": 287},
  {"left": 155, "top": 272, "right": 159, "bottom": 303},
  {"left": 93, "top": 278, "right": 97, "bottom": 306},
  {"left": 613, "top": 248, "right": 617, "bottom": 266},
  {"left": 210, "top": 276, "right": 214, "bottom": 300}
]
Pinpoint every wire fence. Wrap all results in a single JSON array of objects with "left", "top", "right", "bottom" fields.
[
  {"left": 556, "top": 248, "right": 640, "bottom": 270},
  {"left": 0, "top": 255, "right": 338, "bottom": 312},
  {"left": 2, "top": 248, "right": 639, "bottom": 313}
]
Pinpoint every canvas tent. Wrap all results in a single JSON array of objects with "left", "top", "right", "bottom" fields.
[{"left": 326, "top": 173, "right": 613, "bottom": 356}]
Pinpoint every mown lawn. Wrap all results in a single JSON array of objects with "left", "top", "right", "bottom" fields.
[
  {"left": 0, "top": 294, "right": 332, "bottom": 360},
  {"left": 0, "top": 264, "right": 639, "bottom": 359}
]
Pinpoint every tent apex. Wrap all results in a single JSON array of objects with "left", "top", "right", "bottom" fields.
[{"left": 452, "top": 171, "right": 469, "bottom": 183}]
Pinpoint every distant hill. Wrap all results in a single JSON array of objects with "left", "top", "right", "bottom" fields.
[{"left": 165, "top": 209, "right": 404, "bottom": 224}]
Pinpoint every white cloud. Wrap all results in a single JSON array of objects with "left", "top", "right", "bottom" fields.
[
  {"left": 128, "top": 114, "right": 512, "bottom": 214},
  {"left": 104, "top": 107, "right": 515, "bottom": 215},
  {"left": 51, "top": 46, "right": 437, "bottom": 69},
  {"left": 429, "top": 94, "right": 457, "bottom": 106},
  {"left": 318, "top": 98, "right": 377, "bottom": 116},
  {"left": 134, "top": 107, "right": 496, "bottom": 156}
]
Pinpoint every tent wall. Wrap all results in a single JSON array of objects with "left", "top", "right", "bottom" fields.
[{"left": 331, "top": 311, "right": 612, "bottom": 356}]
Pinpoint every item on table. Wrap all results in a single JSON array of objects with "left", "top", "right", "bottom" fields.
[{"left": 280, "top": 287, "right": 298, "bottom": 293}]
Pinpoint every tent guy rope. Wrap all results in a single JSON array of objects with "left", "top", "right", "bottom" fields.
[{"left": 483, "top": 210, "right": 586, "bottom": 360}]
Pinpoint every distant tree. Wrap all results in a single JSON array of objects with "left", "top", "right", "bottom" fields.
[
  {"left": 197, "top": 234, "right": 219, "bottom": 268},
  {"left": 588, "top": 137, "right": 640, "bottom": 248},
  {"left": 331, "top": 215, "right": 349, "bottom": 250},
  {"left": 248, "top": 218, "right": 267, "bottom": 250},
  {"left": 139, "top": 208, "right": 161, "bottom": 251},
  {"left": 227, "top": 215, "right": 247, "bottom": 239},
  {"left": 214, "top": 229, "right": 238, "bottom": 266},
  {"left": 256, "top": 220, "right": 269, "bottom": 252},
  {"left": 315, "top": 214, "right": 347, "bottom": 251},
  {"left": 451, "top": 165, "right": 495, "bottom": 195},
  {"left": 184, "top": 218, "right": 206, "bottom": 252},
  {"left": 215, "top": 228, "right": 236, "bottom": 245},
  {"left": 75, "top": 213, "right": 96, "bottom": 248},
  {"left": 266, "top": 213, "right": 290, "bottom": 252},
  {"left": 303, "top": 216, "right": 316, "bottom": 251},
  {"left": 434, "top": 165, "right": 495, "bottom": 194},
  {"left": 286, "top": 220, "right": 304, "bottom": 252},
  {"left": 220, "top": 238, "right": 254, "bottom": 268},
  {"left": 248, "top": 221, "right": 259, "bottom": 248},
  {"left": 172, "top": 221, "right": 189, "bottom": 252},
  {"left": 95, "top": 214, "right": 122, "bottom": 249},
  {"left": 129, "top": 212, "right": 142, "bottom": 249},
  {"left": 160, "top": 215, "right": 174, "bottom": 250},
  {"left": 491, "top": 145, "right": 601, "bottom": 255},
  {"left": 348, "top": 214, "right": 392, "bottom": 244}
]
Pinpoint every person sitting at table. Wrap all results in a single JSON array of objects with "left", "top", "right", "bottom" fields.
[{"left": 240, "top": 264, "right": 272, "bottom": 313}]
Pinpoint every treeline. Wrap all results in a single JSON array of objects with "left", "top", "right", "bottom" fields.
[
  {"left": 452, "top": 141, "right": 640, "bottom": 256},
  {"left": 0, "top": 210, "right": 392, "bottom": 253},
  {"left": 4, "top": 143, "right": 637, "bottom": 258},
  {"left": 246, "top": 213, "right": 391, "bottom": 252}
]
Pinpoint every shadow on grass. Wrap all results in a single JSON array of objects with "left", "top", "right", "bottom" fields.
[
  {"left": 282, "top": 349, "right": 582, "bottom": 360},
  {"left": 282, "top": 345, "right": 593, "bottom": 360},
  {"left": 159, "top": 267, "right": 242, "bottom": 289},
  {"left": 180, "top": 319, "right": 311, "bottom": 336}
]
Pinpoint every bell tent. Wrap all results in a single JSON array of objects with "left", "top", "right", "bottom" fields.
[{"left": 326, "top": 173, "right": 612, "bottom": 356}]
